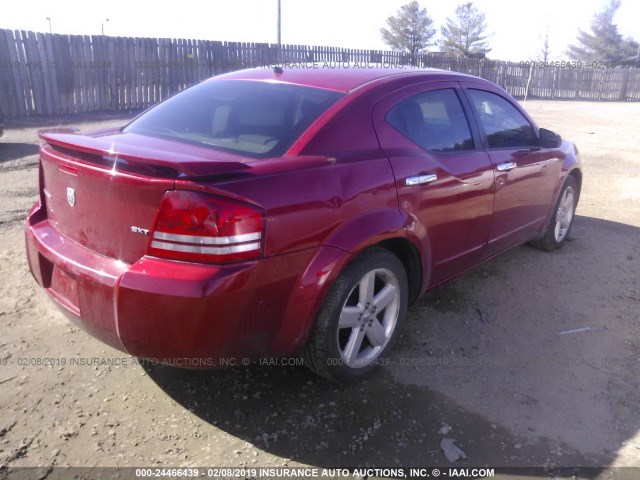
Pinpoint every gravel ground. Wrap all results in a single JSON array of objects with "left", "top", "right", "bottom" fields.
[{"left": 0, "top": 101, "right": 639, "bottom": 477}]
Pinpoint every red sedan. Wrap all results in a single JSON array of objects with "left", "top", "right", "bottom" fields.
[{"left": 25, "top": 67, "right": 582, "bottom": 383}]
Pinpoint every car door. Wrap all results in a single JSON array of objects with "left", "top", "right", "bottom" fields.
[
  {"left": 461, "top": 85, "right": 563, "bottom": 258},
  {"left": 373, "top": 83, "right": 494, "bottom": 286}
]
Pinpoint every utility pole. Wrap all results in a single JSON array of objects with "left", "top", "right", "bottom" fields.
[
  {"left": 277, "top": 0, "right": 282, "bottom": 46},
  {"left": 101, "top": 18, "right": 109, "bottom": 36},
  {"left": 46, "top": 17, "right": 52, "bottom": 34}
]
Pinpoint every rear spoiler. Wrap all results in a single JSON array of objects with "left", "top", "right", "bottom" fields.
[{"left": 38, "top": 130, "right": 252, "bottom": 178}]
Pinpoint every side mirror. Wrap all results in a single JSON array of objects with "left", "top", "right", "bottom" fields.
[{"left": 539, "top": 128, "right": 562, "bottom": 148}]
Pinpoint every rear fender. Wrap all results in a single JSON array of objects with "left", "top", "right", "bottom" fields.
[
  {"left": 324, "top": 207, "right": 406, "bottom": 252},
  {"left": 270, "top": 245, "right": 352, "bottom": 355},
  {"left": 327, "top": 207, "right": 431, "bottom": 296},
  {"left": 270, "top": 208, "right": 425, "bottom": 354}
]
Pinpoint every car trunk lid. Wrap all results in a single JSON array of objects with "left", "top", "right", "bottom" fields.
[{"left": 38, "top": 130, "right": 252, "bottom": 264}]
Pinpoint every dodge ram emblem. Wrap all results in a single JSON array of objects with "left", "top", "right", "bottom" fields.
[{"left": 66, "top": 187, "right": 76, "bottom": 207}]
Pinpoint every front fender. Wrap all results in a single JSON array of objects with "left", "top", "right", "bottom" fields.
[{"left": 539, "top": 140, "right": 582, "bottom": 232}]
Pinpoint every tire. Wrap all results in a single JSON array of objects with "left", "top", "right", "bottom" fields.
[
  {"left": 303, "top": 248, "right": 408, "bottom": 383},
  {"left": 531, "top": 176, "right": 578, "bottom": 251}
]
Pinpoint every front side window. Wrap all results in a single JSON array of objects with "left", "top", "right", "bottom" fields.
[
  {"left": 386, "top": 89, "right": 474, "bottom": 153},
  {"left": 467, "top": 89, "right": 537, "bottom": 149},
  {"left": 125, "top": 80, "right": 344, "bottom": 158}
]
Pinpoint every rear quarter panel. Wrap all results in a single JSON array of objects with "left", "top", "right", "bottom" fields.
[
  {"left": 178, "top": 154, "right": 401, "bottom": 257},
  {"left": 175, "top": 153, "right": 404, "bottom": 356}
]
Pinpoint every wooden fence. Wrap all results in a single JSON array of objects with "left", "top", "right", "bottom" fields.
[{"left": 1, "top": 28, "right": 640, "bottom": 119}]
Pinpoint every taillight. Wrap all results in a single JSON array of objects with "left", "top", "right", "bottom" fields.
[{"left": 148, "top": 190, "right": 264, "bottom": 264}]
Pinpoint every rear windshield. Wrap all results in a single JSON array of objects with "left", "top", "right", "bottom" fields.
[{"left": 124, "top": 80, "right": 344, "bottom": 158}]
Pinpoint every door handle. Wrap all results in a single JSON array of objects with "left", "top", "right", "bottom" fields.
[
  {"left": 496, "top": 162, "right": 516, "bottom": 172},
  {"left": 405, "top": 174, "right": 438, "bottom": 186}
]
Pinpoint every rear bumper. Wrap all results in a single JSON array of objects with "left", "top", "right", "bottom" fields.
[{"left": 25, "top": 203, "right": 334, "bottom": 367}]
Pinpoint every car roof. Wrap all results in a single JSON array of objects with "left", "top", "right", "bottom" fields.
[{"left": 212, "top": 65, "right": 483, "bottom": 93}]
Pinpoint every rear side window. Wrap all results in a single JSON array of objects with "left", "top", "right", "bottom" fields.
[
  {"left": 125, "top": 80, "right": 344, "bottom": 158},
  {"left": 466, "top": 89, "right": 537, "bottom": 149},
  {"left": 386, "top": 89, "right": 474, "bottom": 153}
]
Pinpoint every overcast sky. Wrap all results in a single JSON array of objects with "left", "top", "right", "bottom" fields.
[{"left": 1, "top": 0, "right": 638, "bottom": 62}]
